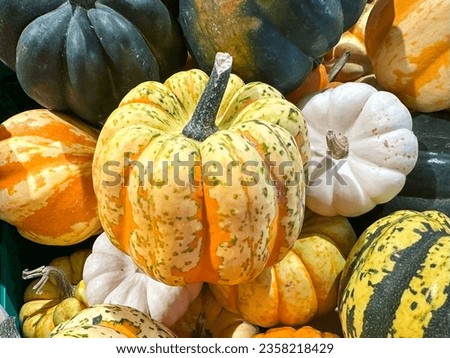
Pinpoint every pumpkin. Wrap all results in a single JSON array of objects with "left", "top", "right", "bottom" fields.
[
  {"left": 92, "top": 52, "right": 310, "bottom": 285},
  {"left": 0, "top": 0, "right": 187, "bottom": 125},
  {"left": 83, "top": 232, "right": 203, "bottom": 327},
  {"left": 364, "top": 0, "right": 450, "bottom": 113},
  {"left": 19, "top": 248, "right": 91, "bottom": 338},
  {"left": 209, "top": 209, "right": 357, "bottom": 328},
  {"left": 339, "top": 210, "right": 450, "bottom": 338},
  {"left": 178, "top": 0, "right": 367, "bottom": 94},
  {"left": 297, "top": 82, "right": 419, "bottom": 217},
  {"left": 49, "top": 303, "right": 176, "bottom": 338},
  {"left": 349, "top": 110, "right": 450, "bottom": 236},
  {"left": 253, "top": 325, "right": 340, "bottom": 338},
  {"left": 0, "top": 109, "right": 101, "bottom": 245},
  {"left": 171, "top": 286, "right": 259, "bottom": 338}
]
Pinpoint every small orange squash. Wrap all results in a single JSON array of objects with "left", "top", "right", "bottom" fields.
[
  {"left": 0, "top": 109, "right": 101, "bottom": 245},
  {"left": 364, "top": 0, "right": 450, "bottom": 112},
  {"left": 253, "top": 326, "right": 340, "bottom": 338},
  {"left": 286, "top": 64, "right": 331, "bottom": 104},
  {"left": 172, "top": 286, "right": 259, "bottom": 338},
  {"left": 286, "top": 49, "right": 353, "bottom": 105}
]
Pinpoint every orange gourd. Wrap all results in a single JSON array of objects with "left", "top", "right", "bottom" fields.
[
  {"left": 0, "top": 109, "right": 101, "bottom": 245},
  {"left": 253, "top": 326, "right": 340, "bottom": 338},
  {"left": 286, "top": 64, "right": 330, "bottom": 104},
  {"left": 364, "top": 0, "right": 450, "bottom": 112}
]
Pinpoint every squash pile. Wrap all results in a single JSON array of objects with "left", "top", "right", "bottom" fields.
[{"left": 0, "top": 0, "right": 449, "bottom": 339}]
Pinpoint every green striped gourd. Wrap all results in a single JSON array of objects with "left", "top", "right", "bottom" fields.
[
  {"left": 92, "top": 52, "right": 310, "bottom": 286},
  {"left": 338, "top": 210, "right": 450, "bottom": 337}
]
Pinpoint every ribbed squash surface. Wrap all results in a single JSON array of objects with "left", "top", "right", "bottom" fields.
[
  {"left": 92, "top": 69, "right": 310, "bottom": 286},
  {"left": 0, "top": 109, "right": 100, "bottom": 245},
  {"left": 338, "top": 210, "right": 450, "bottom": 337}
]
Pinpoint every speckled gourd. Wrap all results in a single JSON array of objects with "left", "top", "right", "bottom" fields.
[
  {"left": 92, "top": 52, "right": 310, "bottom": 286},
  {"left": 338, "top": 210, "right": 450, "bottom": 337},
  {"left": 50, "top": 303, "right": 176, "bottom": 338}
]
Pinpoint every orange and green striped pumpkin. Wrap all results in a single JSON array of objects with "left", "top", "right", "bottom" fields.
[
  {"left": 0, "top": 109, "right": 101, "bottom": 245},
  {"left": 338, "top": 210, "right": 450, "bottom": 337},
  {"left": 364, "top": 0, "right": 450, "bottom": 112},
  {"left": 92, "top": 52, "right": 310, "bottom": 286}
]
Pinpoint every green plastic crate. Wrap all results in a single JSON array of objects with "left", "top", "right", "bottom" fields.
[{"left": 0, "top": 221, "right": 95, "bottom": 325}]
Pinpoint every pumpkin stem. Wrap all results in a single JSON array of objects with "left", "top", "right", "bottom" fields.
[
  {"left": 182, "top": 52, "right": 232, "bottom": 142},
  {"left": 22, "top": 266, "right": 74, "bottom": 300},
  {"left": 326, "top": 130, "right": 349, "bottom": 159},
  {"left": 327, "top": 50, "right": 351, "bottom": 82}
]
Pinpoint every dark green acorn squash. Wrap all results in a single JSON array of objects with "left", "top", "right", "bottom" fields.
[
  {"left": 350, "top": 110, "right": 450, "bottom": 236},
  {"left": 178, "top": 0, "right": 367, "bottom": 94},
  {"left": 339, "top": 210, "right": 450, "bottom": 338},
  {"left": 0, "top": 0, "right": 187, "bottom": 126}
]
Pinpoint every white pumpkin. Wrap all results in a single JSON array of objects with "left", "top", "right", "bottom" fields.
[
  {"left": 83, "top": 232, "right": 203, "bottom": 327},
  {"left": 298, "top": 82, "right": 418, "bottom": 217}
]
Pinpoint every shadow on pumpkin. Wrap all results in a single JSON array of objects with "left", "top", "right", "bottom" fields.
[{"left": 365, "top": 0, "right": 422, "bottom": 110}]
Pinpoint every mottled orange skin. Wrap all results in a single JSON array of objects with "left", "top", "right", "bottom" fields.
[
  {"left": 365, "top": 0, "right": 450, "bottom": 112},
  {"left": 253, "top": 326, "right": 340, "bottom": 338},
  {"left": 0, "top": 109, "right": 101, "bottom": 245}
]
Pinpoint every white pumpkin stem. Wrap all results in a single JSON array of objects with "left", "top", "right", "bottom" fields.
[
  {"left": 327, "top": 50, "right": 351, "bottom": 82},
  {"left": 182, "top": 52, "right": 232, "bottom": 142},
  {"left": 326, "top": 130, "right": 349, "bottom": 159},
  {"left": 22, "top": 265, "right": 74, "bottom": 300}
]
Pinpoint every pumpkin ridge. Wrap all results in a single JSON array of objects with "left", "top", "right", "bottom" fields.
[
  {"left": 339, "top": 210, "right": 450, "bottom": 337},
  {"left": 145, "top": 135, "right": 203, "bottom": 283},
  {"left": 118, "top": 82, "right": 188, "bottom": 128},
  {"left": 236, "top": 122, "right": 289, "bottom": 265},
  {"left": 201, "top": 132, "right": 257, "bottom": 283},
  {"left": 360, "top": 222, "right": 449, "bottom": 337},
  {"left": 338, "top": 213, "right": 406, "bottom": 305},
  {"left": 392, "top": 234, "right": 450, "bottom": 337},
  {"left": 166, "top": 152, "right": 218, "bottom": 284},
  {"left": 1, "top": 113, "right": 98, "bottom": 146}
]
